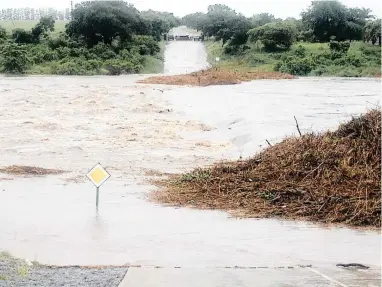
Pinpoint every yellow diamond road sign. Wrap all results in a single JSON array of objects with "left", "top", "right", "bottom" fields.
[{"left": 87, "top": 163, "right": 111, "bottom": 188}]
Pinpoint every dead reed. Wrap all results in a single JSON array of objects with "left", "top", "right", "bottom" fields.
[{"left": 152, "top": 109, "right": 381, "bottom": 228}]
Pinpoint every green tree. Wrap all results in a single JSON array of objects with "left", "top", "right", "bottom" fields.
[
  {"left": 0, "top": 43, "right": 29, "bottom": 73},
  {"left": 31, "top": 16, "right": 55, "bottom": 42},
  {"left": 182, "top": 12, "right": 207, "bottom": 31},
  {"left": 141, "top": 10, "right": 179, "bottom": 41},
  {"left": 302, "top": 1, "right": 373, "bottom": 42},
  {"left": 301, "top": 1, "right": 348, "bottom": 42},
  {"left": 142, "top": 10, "right": 180, "bottom": 32},
  {"left": 364, "top": 19, "right": 381, "bottom": 45},
  {"left": 0, "top": 26, "right": 6, "bottom": 40},
  {"left": 200, "top": 4, "right": 251, "bottom": 46},
  {"left": 66, "top": 1, "right": 148, "bottom": 46},
  {"left": 250, "top": 13, "right": 276, "bottom": 28},
  {"left": 345, "top": 8, "right": 373, "bottom": 41},
  {"left": 202, "top": 4, "right": 237, "bottom": 38},
  {"left": 248, "top": 22, "right": 295, "bottom": 50}
]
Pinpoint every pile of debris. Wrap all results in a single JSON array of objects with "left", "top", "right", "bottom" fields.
[
  {"left": 138, "top": 68, "right": 295, "bottom": 86},
  {"left": 153, "top": 109, "right": 381, "bottom": 228},
  {"left": 0, "top": 165, "right": 65, "bottom": 176}
]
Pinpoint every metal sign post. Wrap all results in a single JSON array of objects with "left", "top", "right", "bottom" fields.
[
  {"left": 87, "top": 163, "right": 111, "bottom": 211},
  {"left": 96, "top": 187, "right": 100, "bottom": 211}
]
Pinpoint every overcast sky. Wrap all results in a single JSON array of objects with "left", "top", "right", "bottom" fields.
[{"left": 1, "top": 0, "right": 381, "bottom": 18}]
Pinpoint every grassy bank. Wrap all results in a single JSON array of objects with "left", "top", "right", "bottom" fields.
[
  {"left": 0, "top": 20, "right": 68, "bottom": 38},
  {"left": 0, "top": 251, "right": 127, "bottom": 285},
  {"left": 141, "top": 41, "right": 165, "bottom": 74},
  {"left": 0, "top": 3, "right": 177, "bottom": 76},
  {"left": 22, "top": 40, "right": 166, "bottom": 75},
  {"left": 152, "top": 109, "right": 381, "bottom": 228},
  {"left": 0, "top": 38, "right": 165, "bottom": 76},
  {"left": 205, "top": 41, "right": 381, "bottom": 77}
]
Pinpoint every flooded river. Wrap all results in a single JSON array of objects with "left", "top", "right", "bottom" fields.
[{"left": 0, "top": 39, "right": 380, "bottom": 285}]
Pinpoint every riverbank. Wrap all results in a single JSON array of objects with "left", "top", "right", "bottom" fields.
[
  {"left": 205, "top": 41, "right": 381, "bottom": 77},
  {"left": 152, "top": 109, "right": 381, "bottom": 228},
  {"left": 0, "top": 251, "right": 127, "bottom": 286},
  {"left": 24, "top": 41, "right": 165, "bottom": 76}
]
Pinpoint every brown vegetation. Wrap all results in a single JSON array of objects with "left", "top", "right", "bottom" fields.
[
  {"left": 0, "top": 165, "right": 65, "bottom": 175},
  {"left": 152, "top": 109, "right": 381, "bottom": 228},
  {"left": 138, "top": 68, "right": 295, "bottom": 86}
]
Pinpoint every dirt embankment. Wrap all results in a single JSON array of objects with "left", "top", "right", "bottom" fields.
[
  {"left": 152, "top": 109, "right": 381, "bottom": 228},
  {"left": 138, "top": 68, "right": 295, "bottom": 86}
]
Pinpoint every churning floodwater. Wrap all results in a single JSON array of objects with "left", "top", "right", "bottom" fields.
[{"left": 0, "top": 36, "right": 380, "bottom": 285}]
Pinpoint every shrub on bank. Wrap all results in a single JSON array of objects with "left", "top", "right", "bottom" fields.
[
  {"left": 0, "top": 43, "right": 30, "bottom": 73},
  {"left": 248, "top": 22, "right": 295, "bottom": 51},
  {"left": 277, "top": 56, "right": 314, "bottom": 75},
  {"left": 12, "top": 28, "right": 34, "bottom": 44},
  {"left": 274, "top": 41, "right": 380, "bottom": 76},
  {"left": 0, "top": 26, "right": 6, "bottom": 40},
  {"left": 104, "top": 59, "right": 143, "bottom": 75}
]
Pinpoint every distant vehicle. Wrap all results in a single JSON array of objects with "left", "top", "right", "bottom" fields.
[{"left": 175, "top": 35, "right": 190, "bottom": 41}]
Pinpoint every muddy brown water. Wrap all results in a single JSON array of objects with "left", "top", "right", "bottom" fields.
[{"left": 0, "top": 39, "right": 380, "bottom": 273}]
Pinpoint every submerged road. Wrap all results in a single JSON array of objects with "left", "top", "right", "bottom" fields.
[{"left": 0, "top": 28, "right": 381, "bottom": 286}]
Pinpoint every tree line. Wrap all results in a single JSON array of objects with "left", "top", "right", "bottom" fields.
[
  {"left": 0, "top": 7, "right": 72, "bottom": 21},
  {"left": 0, "top": 1, "right": 181, "bottom": 74},
  {"left": 181, "top": 1, "right": 381, "bottom": 52}
]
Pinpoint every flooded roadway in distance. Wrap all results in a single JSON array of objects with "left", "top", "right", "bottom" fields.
[{"left": 0, "top": 30, "right": 380, "bottom": 286}]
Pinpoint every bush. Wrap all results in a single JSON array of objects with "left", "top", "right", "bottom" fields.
[
  {"left": 69, "top": 47, "right": 91, "bottom": 58},
  {"left": 329, "top": 41, "right": 350, "bottom": 54},
  {"left": 294, "top": 45, "right": 307, "bottom": 57},
  {"left": 12, "top": 29, "right": 34, "bottom": 44},
  {"left": 51, "top": 59, "right": 88, "bottom": 75},
  {"left": 0, "top": 26, "right": 6, "bottom": 40},
  {"left": 248, "top": 22, "right": 295, "bottom": 51},
  {"left": 82, "top": 59, "right": 102, "bottom": 71},
  {"left": 359, "top": 44, "right": 381, "bottom": 58},
  {"left": 29, "top": 45, "right": 59, "bottom": 64},
  {"left": 119, "top": 49, "right": 145, "bottom": 65},
  {"left": 56, "top": 47, "right": 71, "bottom": 59},
  {"left": 90, "top": 43, "right": 117, "bottom": 60},
  {"left": 223, "top": 44, "right": 250, "bottom": 55},
  {"left": 131, "top": 35, "right": 160, "bottom": 55},
  {"left": 0, "top": 43, "right": 30, "bottom": 73},
  {"left": 277, "top": 56, "right": 314, "bottom": 75},
  {"left": 248, "top": 54, "right": 270, "bottom": 65},
  {"left": 297, "top": 29, "right": 314, "bottom": 42},
  {"left": 337, "top": 68, "right": 361, "bottom": 77},
  {"left": 104, "top": 59, "right": 143, "bottom": 75},
  {"left": 344, "top": 54, "right": 362, "bottom": 67},
  {"left": 310, "top": 66, "right": 327, "bottom": 76},
  {"left": 48, "top": 34, "right": 70, "bottom": 49}
]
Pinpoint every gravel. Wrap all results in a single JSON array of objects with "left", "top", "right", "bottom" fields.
[{"left": 0, "top": 252, "right": 127, "bottom": 287}]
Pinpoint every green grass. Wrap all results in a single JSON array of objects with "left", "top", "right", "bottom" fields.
[
  {"left": 17, "top": 264, "right": 29, "bottom": 277},
  {"left": 0, "top": 251, "right": 11, "bottom": 259},
  {"left": 205, "top": 40, "right": 381, "bottom": 77},
  {"left": 141, "top": 41, "right": 165, "bottom": 74},
  {"left": 205, "top": 41, "right": 276, "bottom": 72},
  {"left": 0, "top": 20, "right": 68, "bottom": 37}
]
